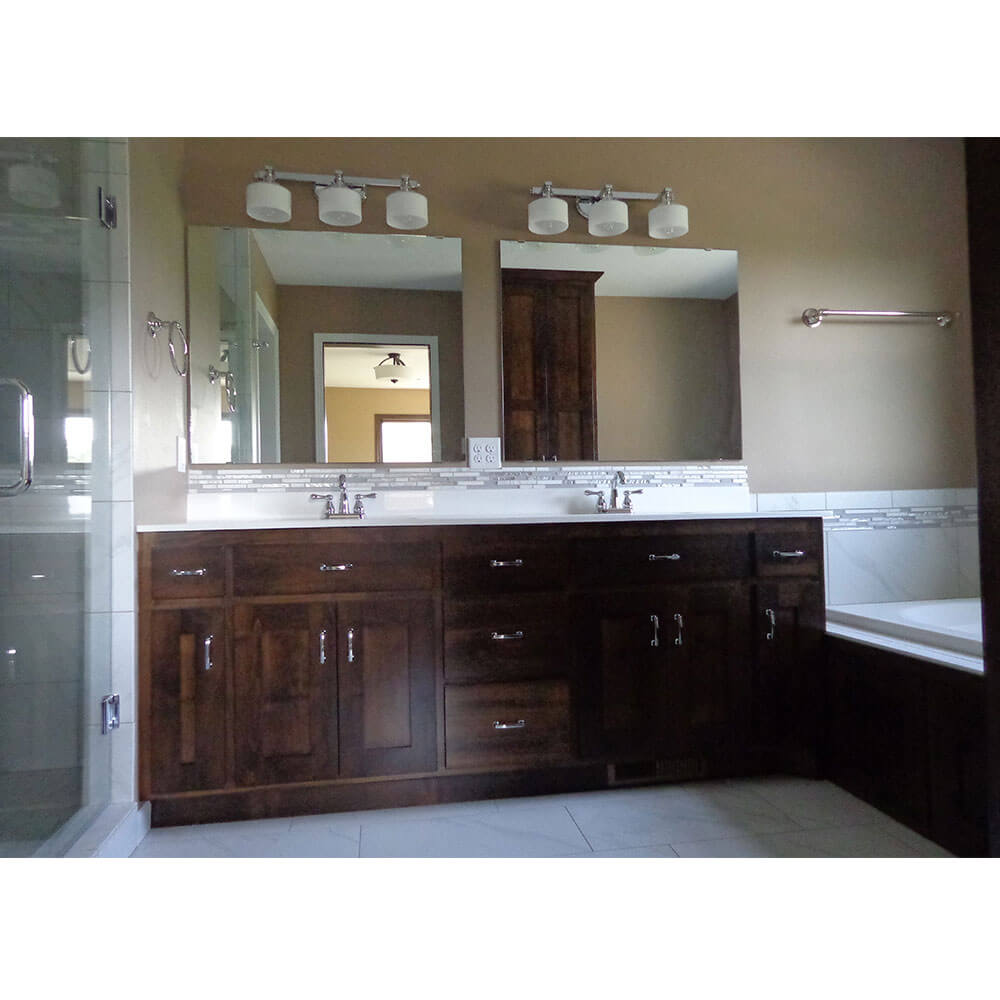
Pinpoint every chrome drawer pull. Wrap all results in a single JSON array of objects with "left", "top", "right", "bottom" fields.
[
  {"left": 673, "top": 613, "right": 684, "bottom": 646},
  {"left": 764, "top": 608, "right": 776, "bottom": 642},
  {"left": 649, "top": 553, "right": 681, "bottom": 562},
  {"left": 319, "top": 629, "right": 327, "bottom": 665},
  {"left": 204, "top": 634, "right": 214, "bottom": 672},
  {"left": 347, "top": 627, "right": 355, "bottom": 664},
  {"left": 170, "top": 567, "right": 207, "bottom": 577},
  {"left": 489, "top": 559, "right": 524, "bottom": 568},
  {"left": 491, "top": 631, "right": 524, "bottom": 641},
  {"left": 650, "top": 614, "right": 660, "bottom": 648},
  {"left": 320, "top": 563, "right": 354, "bottom": 572},
  {"left": 772, "top": 549, "right": 805, "bottom": 560},
  {"left": 493, "top": 719, "right": 526, "bottom": 730}
]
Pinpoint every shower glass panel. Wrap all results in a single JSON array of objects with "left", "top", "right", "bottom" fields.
[{"left": 0, "top": 138, "right": 115, "bottom": 856}]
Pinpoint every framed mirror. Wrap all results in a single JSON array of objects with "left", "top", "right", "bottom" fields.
[
  {"left": 499, "top": 241, "right": 741, "bottom": 462},
  {"left": 186, "top": 227, "right": 464, "bottom": 465}
]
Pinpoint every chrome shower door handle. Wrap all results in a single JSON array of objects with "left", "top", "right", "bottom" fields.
[{"left": 0, "top": 377, "right": 34, "bottom": 497}]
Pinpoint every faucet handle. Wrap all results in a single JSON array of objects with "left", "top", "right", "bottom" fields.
[
  {"left": 353, "top": 492, "right": 377, "bottom": 518},
  {"left": 623, "top": 488, "right": 643, "bottom": 511},
  {"left": 584, "top": 489, "right": 607, "bottom": 513},
  {"left": 310, "top": 493, "right": 336, "bottom": 518}
]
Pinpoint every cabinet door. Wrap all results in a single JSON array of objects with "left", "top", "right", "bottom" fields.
[
  {"left": 148, "top": 608, "right": 228, "bottom": 794},
  {"left": 753, "top": 580, "right": 824, "bottom": 773},
  {"left": 575, "top": 589, "right": 675, "bottom": 760},
  {"left": 233, "top": 603, "right": 337, "bottom": 786},
  {"left": 338, "top": 596, "right": 438, "bottom": 778},
  {"left": 501, "top": 277, "right": 549, "bottom": 461}
]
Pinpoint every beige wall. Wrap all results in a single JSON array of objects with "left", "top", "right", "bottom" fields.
[
  {"left": 250, "top": 231, "right": 279, "bottom": 324},
  {"left": 129, "top": 138, "right": 188, "bottom": 522},
  {"left": 595, "top": 294, "right": 740, "bottom": 460},
  {"left": 325, "top": 387, "right": 430, "bottom": 462},
  {"left": 176, "top": 138, "right": 975, "bottom": 492},
  {"left": 276, "top": 284, "right": 463, "bottom": 463}
]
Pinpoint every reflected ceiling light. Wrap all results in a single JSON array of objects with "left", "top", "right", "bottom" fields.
[
  {"left": 245, "top": 165, "right": 292, "bottom": 223},
  {"left": 317, "top": 171, "right": 364, "bottom": 226},
  {"left": 527, "top": 181, "right": 690, "bottom": 240},
  {"left": 374, "top": 352, "right": 410, "bottom": 383},
  {"left": 648, "top": 188, "right": 689, "bottom": 239},
  {"left": 6, "top": 157, "right": 60, "bottom": 209},
  {"left": 586, "top": 184, "right": 628, "bottom": 237},
  {"left": 528, "top": 181, "right": 569, "bottom": 235},
  {"left": 386, "top": 176, "right": 428, "bottom": 230}
]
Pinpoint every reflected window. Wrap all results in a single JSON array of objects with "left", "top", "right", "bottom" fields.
[
  {"left": 376, "top": 417, "right": 432, "bottom": 463},
  {"left": 64, "top": 416, "right": 92, "bottom": 464}
]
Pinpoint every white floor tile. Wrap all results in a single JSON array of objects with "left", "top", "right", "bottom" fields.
[{"left": 671, "top": 824, "right": 925, "bottom": 858}]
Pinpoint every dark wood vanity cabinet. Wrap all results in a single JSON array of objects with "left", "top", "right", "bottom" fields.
[
  {"left": 139, "top": 516, "right": 825, "bottom": 826},
  {"left": 501, "top": 269, "right": 600, "bottom": 461}
]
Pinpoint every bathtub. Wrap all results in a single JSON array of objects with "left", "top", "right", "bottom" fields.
[{"left": 826, "top": 598, "right": 983, "bottom": 672}]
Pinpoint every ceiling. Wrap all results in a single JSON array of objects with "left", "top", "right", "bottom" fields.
[{"left": 323, "top": 343, "right": 431, "bottom": 390}]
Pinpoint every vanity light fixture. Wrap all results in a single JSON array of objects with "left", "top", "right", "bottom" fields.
[
  {"left": 245, "top": 165, "right": 292, "bottom": 223},
  {"left": 527, "top": 182, "right": 689, "bottom": 239},
  {"left": 245, "top": 165, "right": 428, "bottom": 230},
  {"left": 528, "top": 181, "right": 569, "bottom": 235},
  {"left": 374, "top": 352, "right": 410, "bottom": 383}
]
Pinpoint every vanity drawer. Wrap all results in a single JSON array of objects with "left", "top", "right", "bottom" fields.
[
  {"left": 445, "top": 679, "right": 572, "bottom": 770},
  {"left": 444, "top": 594, "right": 569, "bottom": 683},
  {"left": 232, "top": 541, "right": 439, "bottom": 595},
  {"left": 754, "top": 530, "right": 822, "bottom": 578},
  {"left": 150, "top": 545, "right": 226, "bottom": 599},
  {"left": 573, "top": 532, "right": 751, "bottom": 588},
  {"left": 443, "top": 540, "right": 569, "bottom": 594}
]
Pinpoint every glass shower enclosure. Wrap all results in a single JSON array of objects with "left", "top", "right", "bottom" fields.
[{"left": 0, "top": 138, "right": 117, "bottom": 856}]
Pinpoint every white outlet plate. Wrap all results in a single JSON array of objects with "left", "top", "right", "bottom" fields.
[{"left": 467, "top": 437, "right": 502, "bottom": 470}]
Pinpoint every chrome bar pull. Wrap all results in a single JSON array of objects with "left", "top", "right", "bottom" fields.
[
  {"left": 650, "top": 614, "right": 660, "bottom": 647},
  {"left": 649, "top": 553, "right": 681, "bottom": 561},
  {"left": 491, "top": 631, "right": 524, "bottom": 641},
  {"left": 203, "top": 634, "right": 214, "bottom": 672},
  {"left": 320, "top": 562, "right": 354, "bottom": 572},
  {"left": 0, "top": 377, "right": 34, "bottom": 497},
  {"left": 170, "top": 567, "right": 207, "bottom": 577},
  {"left": 489, "top": 558, "right": 523, "bottom": 568},
  {"left": 764, "top": 608, "right": 776, "bottom": 642},
  {"left": 319, "top": 629, "right": 327, "bottom": 665},
  {"left": 772, "top": 549, "right": 805, "bottom": 560},
  {"left": 493, "top": 719, "right": 526, "bottom": 730},
  {"left": 673, "top": 613, "right": 684, "bottom": 646},
  {"left": 347, "top": 627, "right": 355, "bottom": 664}
]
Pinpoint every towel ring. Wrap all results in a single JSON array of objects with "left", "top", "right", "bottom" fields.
[{"left": 167, "top": 320, "right": 189, "bottom": 377}]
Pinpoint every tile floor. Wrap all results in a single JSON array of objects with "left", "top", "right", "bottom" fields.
[{"left": 129, "top": 776, "right": 953, "bottom": 859}]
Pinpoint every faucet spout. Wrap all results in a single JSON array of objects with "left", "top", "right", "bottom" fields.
[{"left": 338, "top": 474, "right": 350, "bottom": 515}]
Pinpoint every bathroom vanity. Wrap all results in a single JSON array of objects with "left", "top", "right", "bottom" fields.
[{"left": 138, "top": 514, "right": 824, "bottom": 827}]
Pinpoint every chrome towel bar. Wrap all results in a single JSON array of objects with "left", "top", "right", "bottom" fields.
[{"left": 802, "top": 307, "right": 954, "bottom": 328}]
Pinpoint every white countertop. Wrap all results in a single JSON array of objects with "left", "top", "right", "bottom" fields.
[{"left": 137, "top": 510, "right": 818, "bottom": 532}]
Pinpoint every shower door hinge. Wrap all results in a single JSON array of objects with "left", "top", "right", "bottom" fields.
[
  {"left": 97, "top": 186, "right": 118, "bottom": 230},
  {"left": 101, "top": 693, "right": 120, "bottom": 734}
]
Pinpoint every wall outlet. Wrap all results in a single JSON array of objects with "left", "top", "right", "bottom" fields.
[{"left": 467, "top": 437, "right": 502, "bottom": 470}]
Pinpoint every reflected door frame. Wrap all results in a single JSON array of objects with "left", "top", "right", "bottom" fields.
[{"left": 312, "top": 332, "right": 441, "bottom": 463}]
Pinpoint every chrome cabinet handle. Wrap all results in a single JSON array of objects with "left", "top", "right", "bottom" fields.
[
  {"left": 347, "top": 627, "right": 355, "bottom": 664},
  {"left": 493, "top": 719, "right": 526, "bottom": 730},
  {"left": 320, "top": 563, "right": 354, "bottom": 572},
  {"left": 650, "top": 614, "right": 660, "bottom": 648},
  {"left": 491, "top": 631, "right": 524, "bottom": 641},
  {"left": 319, "top": 629, "right": 327, "bottom": 665},
  {"left": 649, "top": 553, "right": 681, "bottom": 562},
  {"left": 0, "top": 377, "right": 34, "bottom": 497},
  {"left": 764, "top": 608, "right": 776, "bottom": 641},
  {"left": 489, "top": 559, "right": 523, "bottom": 568},
  {"left": 673, "top": 613, "right": 684, "bottom": 646},
  {"left": 170, "top": 567, "right": 207, "bottom": 577},
  {"left": 203, "top": 634, "right": 214, "bottom": 672},
  {"left": 772, "top": 549, "right": 805, "bottom": 560}
]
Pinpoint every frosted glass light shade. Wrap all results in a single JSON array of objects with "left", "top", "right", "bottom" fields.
[
  {"left": 246, "top": 179, "right": 291, "bottom": 223},
  {"left": 386, "top": 189, "right": 428, "bottom": 230},
  {"left": 587, "top": 196, "right": 628, "bottom": 236},
  {"left": 528, "top": 193, "right": 568, "bottom": 234},
  {"left": 648, "top": 200, "right": 689, "bottom": 239},
  {"left": 8, "top": 162, "right": 60, "bottom": 209},
  {"left": 318, "top": 183, "right": 363, "bottom": 226}
]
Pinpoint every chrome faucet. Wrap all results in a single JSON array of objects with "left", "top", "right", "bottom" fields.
[
  {"left": 610, "top": 470, "right": 625, "bottom": 510},
  {"left": 337, "top": 474, "right": 350, "bottom": 515},
  {"left": 585, "top": 471, "right": 642, "bottom": 514},
  {"left": 310, "top": 474, "right": 363, "bottom": 519}
]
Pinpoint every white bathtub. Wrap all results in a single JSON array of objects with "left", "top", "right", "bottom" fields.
[{"left": 826, "top": 598, "right": 983, "bottom": 672}]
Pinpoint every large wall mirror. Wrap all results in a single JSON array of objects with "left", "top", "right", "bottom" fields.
[
  {"left": 499, "top": 241, "right": 741, "bottom": 462},
  {"left": 186, "top": 227, "right": 464, "bottom": 465}
]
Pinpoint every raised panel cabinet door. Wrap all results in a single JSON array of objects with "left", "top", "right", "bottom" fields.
[
  {"left": 501, "top": 278, "right": 549, "bottom": 461},
  {"left": 574, "top": 590, "right": 667, "bottom": 761},
  {"left": 662, "top": 583, "right": 752, "bottom": 759},
  {"left": 338, "top": 596, "right": 438, "bottom": 778},
  {"left": 233, "top": 603, "right": 337, "bottom": 786},
  {"left": 148, "top": 608, "right": 228, "bottom": 794},
  {"left": 753, "top": 580, "right": 825, "bottom": 774}
]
